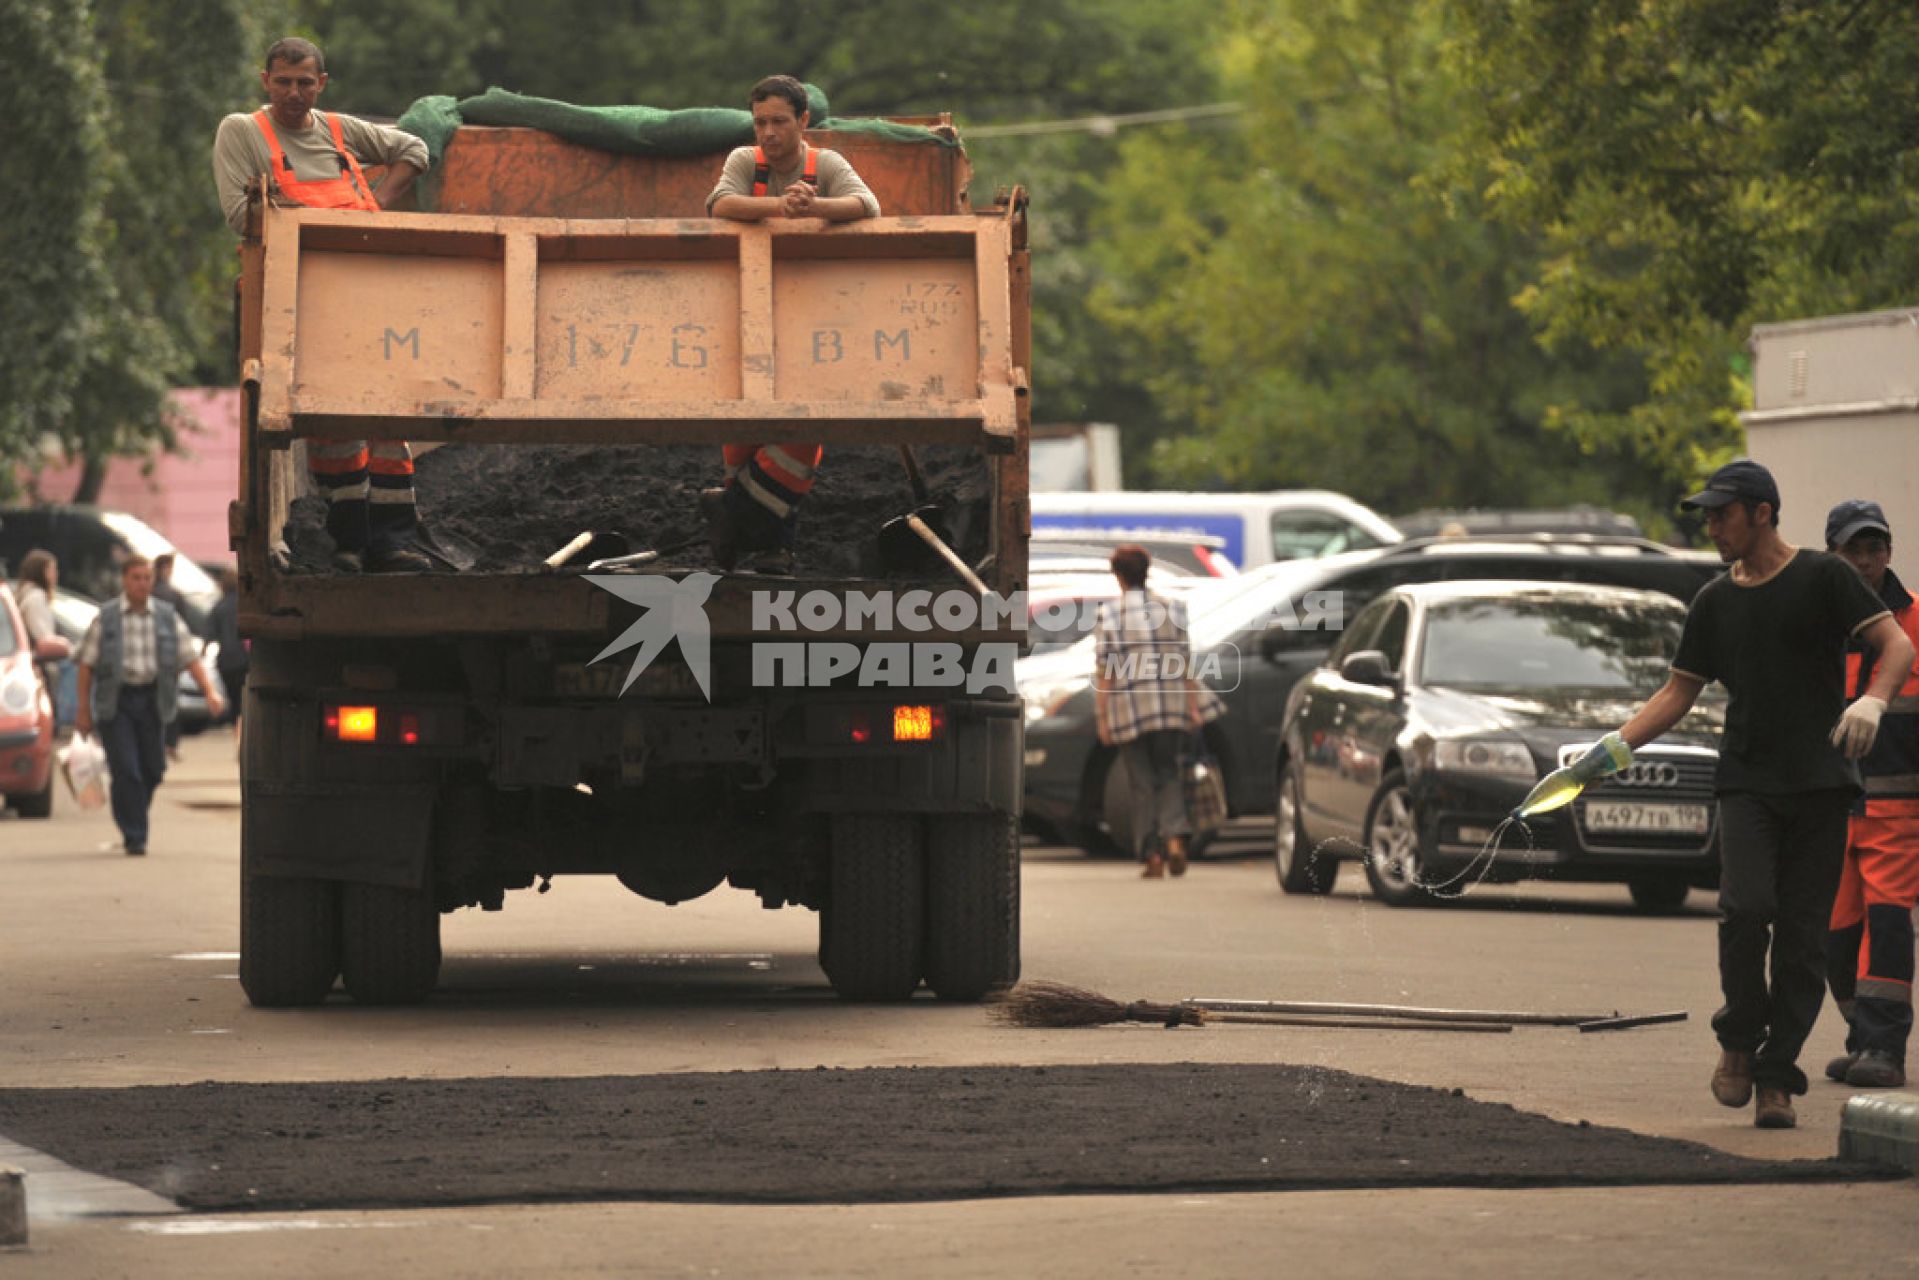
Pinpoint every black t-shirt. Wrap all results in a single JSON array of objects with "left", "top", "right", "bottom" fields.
[{"left": 1672, "top": 548, "right": 1890, "bottom": 795}]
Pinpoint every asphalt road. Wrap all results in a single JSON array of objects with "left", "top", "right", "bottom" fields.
[{"left": 2, "top": 732, "right": 1914, "bottom": 1278}]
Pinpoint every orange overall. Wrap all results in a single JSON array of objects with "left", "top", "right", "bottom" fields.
[
  {"left": 253, "top": 110, "right": 418, "bottom": 558},
  {"left": 718, "top": 146, "right": 825, "bottom": 547},
  {"left": 1827, "top": 569, "right": 1919, "bottom": 1062}
]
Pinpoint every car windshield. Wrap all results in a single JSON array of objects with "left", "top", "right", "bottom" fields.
[
  {"left": 99, "top": 512, "right": 218, "bottom": 600},
  {"left": 1419, "top": 595, "right": 1683, "bottom": 694}
]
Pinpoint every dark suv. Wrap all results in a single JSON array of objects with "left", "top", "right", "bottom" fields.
[{"left": 1019, "top": 535, "right": 1723, "bottom": 854}]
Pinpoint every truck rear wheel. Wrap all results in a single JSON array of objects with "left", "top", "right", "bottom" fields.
[
  {"left": 923, "top": 812, "right": 1021, "bottom": 1002},
  {"left": 240, "top": 874, "right": 340, "bottom": 1007},
  {"left": 820, "top": 814, "right": 924, "bottom": 1002},
  {"left": 340, "top": 882, "right": 442, "bottom": 1005}
]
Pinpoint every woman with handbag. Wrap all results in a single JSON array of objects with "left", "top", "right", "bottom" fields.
[{"left": 1093, "top": 545, "right": 1215, "bottom": 878}]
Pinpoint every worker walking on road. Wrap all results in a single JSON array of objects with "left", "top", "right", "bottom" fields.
[
  {"left": 1822, "top": 499, "right": 1919, "bottom": 1089},
  {"left": 75, "top": 557, "right": 226, "bottom": 857},
  {"left": 1608, "top": 461, "right": 1915, "bottom": 1129},
  {"left": 212, "top": 36, "right": 434, "bottom": 574},
  {"left": 703, "top": 75, "right": 880, "bottom": 575}
]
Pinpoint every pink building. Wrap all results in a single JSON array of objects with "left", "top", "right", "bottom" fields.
[{"left": 15, "top": 388, "right": 241, "bottom": 567}]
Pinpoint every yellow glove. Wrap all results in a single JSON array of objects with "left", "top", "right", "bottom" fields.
[{"left": 1831, "top": 696, "right": 1887, "bottom": 760}]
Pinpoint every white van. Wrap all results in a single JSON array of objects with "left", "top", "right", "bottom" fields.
[{"left": 1028, "top": 490, "right": 1401, "bottom": 570}]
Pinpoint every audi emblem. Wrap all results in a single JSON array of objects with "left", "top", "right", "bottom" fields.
[{"left": 1608, "top": 762, "right": 1682, "bottom": 789}]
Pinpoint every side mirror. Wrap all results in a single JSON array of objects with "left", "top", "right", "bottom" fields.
[
  {"left": 33, "top": 636, "right": 72, "bottom": 662},
  {"left": 1339, "top": 650, "right": 1398, "bottom": 689}
]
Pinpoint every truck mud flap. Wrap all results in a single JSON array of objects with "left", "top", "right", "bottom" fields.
[{"left": 244, "top": 781, "right": 438, "bottom": 889}]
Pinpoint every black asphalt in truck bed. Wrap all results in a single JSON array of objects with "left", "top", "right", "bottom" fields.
[
  {"left": 283, "top": 442, "right": 994, "bottom": 577},
  {"left": 0, "top": 1064, "right": 1896, "bottom": 1212}
]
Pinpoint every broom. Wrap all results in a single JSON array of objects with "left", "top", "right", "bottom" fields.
[{"left": 990, "top": 981, "right": 1511, "bottom": 1034}]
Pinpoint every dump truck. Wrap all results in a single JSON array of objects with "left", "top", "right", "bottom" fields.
[{"left": 231, "top": 118, "right": 1028, "bottom": 1006}]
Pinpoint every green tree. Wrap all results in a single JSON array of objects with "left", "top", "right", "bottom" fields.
[
  {"left": 0, "top": 0, "right": 115, "bottom": 488},
  {"left": 1448, "top": 0, "right": 1919, "bottom": 500},
  {"left": 1087, "top": 1, "right": 1648, "bottom": 515},
  {"left": 0, "top": 0, "right": 252, "bottom": 501}
]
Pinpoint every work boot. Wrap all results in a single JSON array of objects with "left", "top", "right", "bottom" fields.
[
  {"left": 1845, "top": 1050, "right": 1907, "bottom": 1089},
  {"left": 1140, "top": 854, "right": 1165, "bottom": 879},
  {"left": 1711, "top": 1049, "right": 1753, "bottom": 1108},
  {"left": 331, "top": 549, "right": 364, "bottom": 573},
  {"left": 1825, "top": 1051, "right": 1860, "bottom": 1083},
  {"left": 1753, "top": 1086, "right": 1796, "bottom": 1129},
  {"left": 367, "top": 546, "right": 432, "bottom": 573},
  {"left": 737, "top": 547, "right": 795, "bottom": 576},
  {"left": 700, "top": 487, "right": 739, "bottom": 571}
]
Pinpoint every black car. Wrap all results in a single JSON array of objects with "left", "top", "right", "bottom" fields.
[
  {"left": 1020, "top": 534, "right": 1723, "bottom": 855},
  {"left": 1271, "top": 580, "right": 1723, "bottom": 910}
]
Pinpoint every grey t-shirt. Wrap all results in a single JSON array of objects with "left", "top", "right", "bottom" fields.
[
  {"left": 706, "top": 144, "right": 880, "bottom": 218},
  {"left": 212, "top": 108, "right": 431, "bottom": 235}
]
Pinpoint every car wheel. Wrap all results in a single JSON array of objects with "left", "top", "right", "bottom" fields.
[
  {"left": 1274, "top": 759, "right": 1335, "bottom": 894},
  {"left": 13, "top": 771, "right": 54, "bottom": 820},
  {"left": 1361, "top": 769, "right": 1436, "bottom": 907},
  {"left": 1095, "top": 752, "right": 1135, "bottom": 858},
  {"left": 1628, "top": 875, "right": 1690, "bottom": 913}
]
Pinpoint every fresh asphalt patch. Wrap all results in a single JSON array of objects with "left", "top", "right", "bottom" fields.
[{"left": 0, "top": 1064, "right": 1899, "bottom": 1212}]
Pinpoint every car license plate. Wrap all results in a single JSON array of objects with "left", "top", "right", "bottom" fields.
[{"left": 1582, "top": 801, "right": 1710, "bottom": 836}]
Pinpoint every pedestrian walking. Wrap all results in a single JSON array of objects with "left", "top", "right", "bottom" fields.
[
  {"left": 1093, "top": 545, "right": 1218, "bottom": 878},
  {"left": 207, "top": 566, "right": 249, "bottom": 739},
  {"left": 74, "top": 556, "right": 226, "bottom": 856},
  {"left": 1610, "top": 461, "right": 1915, "bottom": 1128},
  {"left": 1821, "top": 499, "right": 1919, "bottom": 1089}
]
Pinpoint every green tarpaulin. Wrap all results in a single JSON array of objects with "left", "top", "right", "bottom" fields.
[{"left": 396, "top": 83, "right": 952, "bottom": 173}]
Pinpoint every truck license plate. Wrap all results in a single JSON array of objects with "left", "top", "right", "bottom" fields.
[{"left": 1582, "top": 801, "right": 1710, "bottom": 836}]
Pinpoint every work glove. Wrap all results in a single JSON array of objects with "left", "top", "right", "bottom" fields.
[{"left": 1830, "top": 695, "right": 1887, "bottom": 760}]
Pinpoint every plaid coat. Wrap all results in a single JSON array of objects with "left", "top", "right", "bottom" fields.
[{"left": 1095, "top": 589, "right": 1203, "bottom": 744}]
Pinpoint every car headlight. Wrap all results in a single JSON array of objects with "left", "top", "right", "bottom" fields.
[
  {"left": 1, "top": 669, "right": 36, "bottom": 715},
  {"left": 1021, "top": 676, "right": 1090, "bottom": 723},
  {"left": 1433, "top": 738, "right": 1537, "bottom": 780}
]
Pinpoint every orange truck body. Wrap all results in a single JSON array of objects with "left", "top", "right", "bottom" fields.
[{"left": 230, "top": 123, "right": 1028, "bottom": 1009}]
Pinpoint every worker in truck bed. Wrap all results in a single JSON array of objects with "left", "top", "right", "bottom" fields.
[
  {"left": 703, "top": 74, "right": 881, "bottom": 575},
  {"left": 212, "top": 35, "right": 434, "bottom": 575}
]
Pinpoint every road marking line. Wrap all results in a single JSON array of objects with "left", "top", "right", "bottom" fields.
[
  {"left": 129, "top": 1219, "right": 427, "bottom": 1237},
  {"left": 0, "top": 1137, "right": 180, "bottom": 1220}
]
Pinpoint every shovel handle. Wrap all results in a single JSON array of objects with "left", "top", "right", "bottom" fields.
[
  {"left": 896, "top": 444, "right": 932, "bottom": 506},
  {"left": 544, "top": 531, "right": 597, "bottom": 568},
  {"left": 907, "top": 513, "right": 987, "bottom": 593}
]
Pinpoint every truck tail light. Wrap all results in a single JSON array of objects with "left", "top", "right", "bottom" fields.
[
  {"left": 322, "top": 703, "right": 455, "bottom": 746},
  {"left": 327, "top": 705, "right": 379, "bottom": 742},
  {"left": 892, "top": 704, "right": 945, "bottom": 742}
]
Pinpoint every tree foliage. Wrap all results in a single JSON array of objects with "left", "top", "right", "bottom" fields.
[
  {"left": 1448, "top": 0, "right": 1919, "bottom": 497},
  {"left": 1, "top": 0, "right": 252, "bottom": 499},
  {"left": 1086, "top": 1, "right": 1648, "bottom": 514},
  {"left": 0, "top": 0, "right": 115, "bottom": 478}
]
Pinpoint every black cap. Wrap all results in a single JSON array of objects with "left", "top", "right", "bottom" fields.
[
  {"left": 1825, "top": 498, "right": 1891, "bottom": 549},
  {"left": 1680, "top": 459, "right": 1781, "bottom": 513}
]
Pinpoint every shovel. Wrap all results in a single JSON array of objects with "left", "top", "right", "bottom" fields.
[
  {"left": 544, "top": 530, "right": 630, "bottom": 570},
  {"left": 414, "top": 523, "right": 482, "bottom": 572},
  {"left": 879, "top": 444, "right": 986, "bottom": 593}
]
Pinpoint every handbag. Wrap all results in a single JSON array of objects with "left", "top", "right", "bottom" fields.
[
  {"left": 58, "top": 733, "right": 109, "bottom": 811},
  {"left": 1182, "top": 741, "right": 1228, "bottom": 836}
]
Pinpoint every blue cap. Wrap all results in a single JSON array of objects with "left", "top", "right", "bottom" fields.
[
  {"left": 1681, "top": 459, "right": 1781, "bottom": 513},
  {"left": 1826, "top": 498, "right": 1891, "bottom": 549}
]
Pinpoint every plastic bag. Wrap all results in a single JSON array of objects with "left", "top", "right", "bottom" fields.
[
  {"left": 58, "top": 734, "right": 108, "bottom": 810},
  {"left": 1183, "top": 751, "right": 1228, "bottom": 837}
]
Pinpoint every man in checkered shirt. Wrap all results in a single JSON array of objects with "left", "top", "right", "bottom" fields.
[
  {"left": 76, "top": 556, "right": 225, "bottom": 856},
  {"left": 1094, "top": 544, "right": 1212, "bottom": 877}
]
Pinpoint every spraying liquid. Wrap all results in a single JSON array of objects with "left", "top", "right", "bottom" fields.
[{"left": 1511, "top": 731, "right": 1633, "bottom": 820}]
